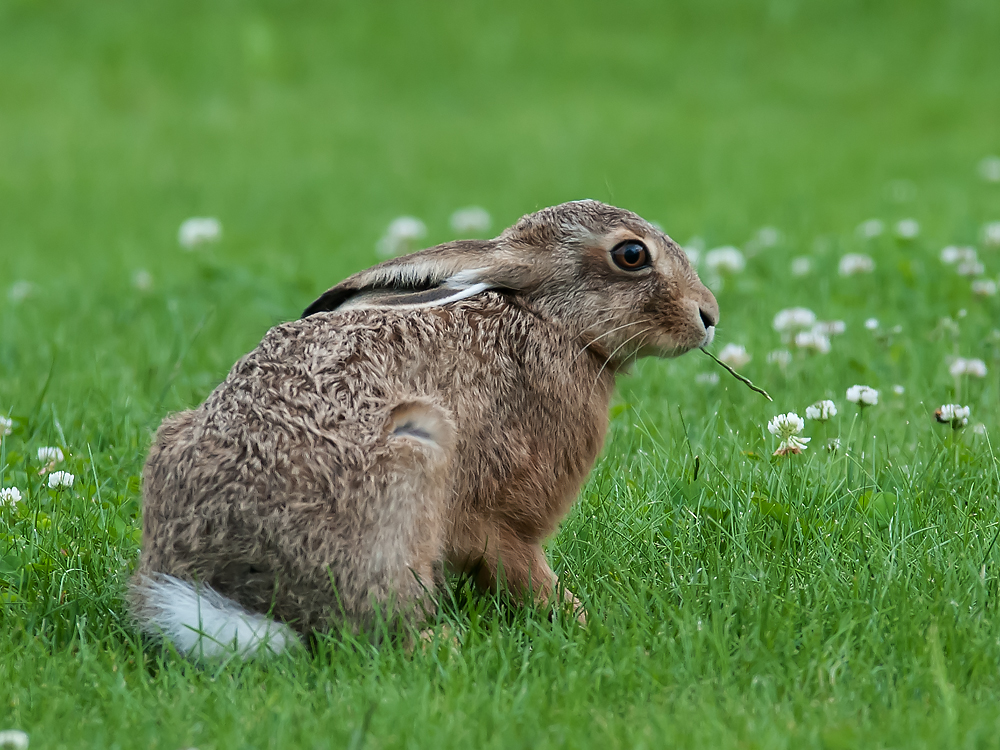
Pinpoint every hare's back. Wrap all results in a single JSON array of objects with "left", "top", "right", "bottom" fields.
[
  {"left": 140, "top": 309, "right": 462, "bottom": 578},
  {"left": 194, "top": 305, "right": 488, "bottom": 458}
]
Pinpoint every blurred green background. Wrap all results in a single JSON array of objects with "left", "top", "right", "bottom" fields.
[
  {"left": 2, "top": 2, "right": 1000, "bottom": 747},
  {"left": 3, "top": 0, "right": 997, "bottom": 279},
  {"left": 3, "top": 0, "right": 998, "bottom": 419}
]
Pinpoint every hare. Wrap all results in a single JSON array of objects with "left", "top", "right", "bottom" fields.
[{"left": 129, "top": 200, "right": 718, "bottom": 658}]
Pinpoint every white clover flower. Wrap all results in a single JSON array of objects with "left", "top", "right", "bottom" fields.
[
  {"left": 704, "top": 246, "right": 746, "bottom": 274},
  {"left": 838, "top": 253, "right": 875, "bottom": 276},
  {"left": 805, "top": 400, "right": 837, "bottom": 421},
  {"left": 767, "top": 412, "right": 810, "bottom": 455},
  {"left": 47, "top": 471, "right": 75, "bottom": 489},
  {"left": 983, "top": 222, "right": 1000, "bottom": 248},
  {"left": 695, "top": 372, "right": 720, "bottom": 385},
  {"left": 8, "top": 281, "right": 33, "bottom": 304},
  {"left": 132, "top": 269, "right": 153, "bottom": 292},
  {"left": 895, "top": 219, "right": 920, "bottom": 239},
  {"left": 1, "top": 416, "right": 11, "bottom": 436},
  {"left": 0, "top": 730, "right": 29, "bottom": 750},
  {"left": 857, "top": 219, "right": 884, "bottom": 239},
  {"left": 178, "top": 217, "right": 222, "bottom": 249},
  {"left": 972, "top": 279, "right": 998, "bottom": 296},
  {"left": 0, "top": 487, "right": 22, "bottom": 505},
  {"left": 813, "top": 320, "right": 846, "bottom": 336},
  {"left": 957, "top": 259, "right": 985, "bottom": 277},
  {"left": 935, "top": 404, "right": 970, "bottom": 429},
  {"left": 893, "top": 385, "right": 905, "bottom": 395},
  {"left": 747, "top": 226, "right": 780, "bottom": 253},
  {"left": 794, "top": 329, "right": 831, "bottom": 354},
  {"left": 826, "top": 438, "right": 842, "bottom": 452},
  {"left": 756, "top": 226, "right": 780, "bottom": 247},
  {"left": 772, "top": 307, "right": 817, "bottom": 333},
  {"left": 980, "top": 156, "right": 1000, "bottom": 183},
  {"left": 940, "top": 246, "right": 959, "bottom": 264},
  {"left": 37, "top": 447, "right": 64, "bottom": 465},
  {"left": 973, "top": 423, "right": 988, "bottom": 436},
  {"left": 864, "top": 318, "right": 879, "bottom": 330},
  {"left": 685, "top": 236, "right": 705, "bottom": 254},
  {"left": 449, "top": 206, "right": 491, "bottom": 235},
  {"left": 791, "top": 257, "right": 812, "bottom": 277},
  {"left": 967, "top": 359, "right": 988, "bottom": 377},
  {"left": 950, "top": 358, "right": 988, "bottom": 378},
  {"left": 376, "top": 216, "right": 427, "bottom": 258},
  {"left": 717, "top": 343, "right": 751, "bottom": 369},
  {"left": 846, "top": 384, "right": 879, "bottom": 406},
  {"left": 766, "top": 349, "right": 792, "bottom": 368},
  {"left": 940, "top": 246, "right": 976, "bottom": 265}
]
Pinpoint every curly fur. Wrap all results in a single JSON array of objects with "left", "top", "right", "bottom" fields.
[{"left": 130, "top": 200, "right": 718, "bottom": 657}]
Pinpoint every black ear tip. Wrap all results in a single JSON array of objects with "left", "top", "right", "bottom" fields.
[{"left": 302, "top": 289, "right": 351, "bottom": 318}]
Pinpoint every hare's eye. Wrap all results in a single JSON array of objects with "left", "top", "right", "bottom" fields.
[{"left": 611, "top": 241, "right": 649, "bottom": 271}]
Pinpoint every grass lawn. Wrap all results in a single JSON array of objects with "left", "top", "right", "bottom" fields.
[{"left": 3, "top": 0, "right": 1000, "bottom": 747}]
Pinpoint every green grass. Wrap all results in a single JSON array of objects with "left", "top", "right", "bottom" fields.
[{"left": 2, "top": 0, "right": 1000, "bottom": 747}]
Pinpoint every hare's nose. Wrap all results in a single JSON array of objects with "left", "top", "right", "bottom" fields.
[{"left": 699, "top": 306, "right": 718, "bottom": 329}]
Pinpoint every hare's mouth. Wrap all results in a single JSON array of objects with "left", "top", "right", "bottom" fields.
[
  {"left": 636, "top": 340, "right": 701, "bottom": 361},
  {"left": 701, "top": 325, "right": 716, "bottom": 347},
  {"left": 595, "top": 322, "right": 712, "bottom": 365},
  {"left": 638, "top": 325, "right": 716, "bottom": 360}
]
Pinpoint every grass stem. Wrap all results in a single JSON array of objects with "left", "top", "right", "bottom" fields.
[{"left": 701, "top": 348, "right": 773, "bottom": 402}]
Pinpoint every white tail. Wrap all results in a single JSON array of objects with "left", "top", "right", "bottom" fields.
[{"left": 132, "top": 574, "right": 300, "bottom": 659}]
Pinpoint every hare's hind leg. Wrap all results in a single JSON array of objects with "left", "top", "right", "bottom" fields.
[
  {"left": 358, "top": 400, "right": 456, "bottom": 627},
  {"left": 280, "top": 399, "right": 457, "bottom": 638},
  {"left": 131, "top": 400, "right": 456, "bottom": 657}
]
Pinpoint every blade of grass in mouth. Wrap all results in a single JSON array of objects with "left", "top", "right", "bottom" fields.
[{"left": 701, "top": 348, "right": 773, "bottom": 402}]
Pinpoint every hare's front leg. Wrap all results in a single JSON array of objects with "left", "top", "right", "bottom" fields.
[{"left": 459, "top": 526, "right": 586, "bottom": 623}]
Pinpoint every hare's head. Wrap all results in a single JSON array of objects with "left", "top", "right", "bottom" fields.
[{"left": 304, "top": 200, "right": 718, "bottom": 365}]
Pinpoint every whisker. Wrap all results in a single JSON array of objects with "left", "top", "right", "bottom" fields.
[
  {"left": 572, "top": 302, "right": 652, "bottom": 339},
  {"left": 588, "top": 326, "right": 652, "bottom": 398},
  {"left": 573, "top": 311, "right": 630, "bottom": 340},
  {"left": 572, "top": 319, "right": 652, "bottom": 364}
]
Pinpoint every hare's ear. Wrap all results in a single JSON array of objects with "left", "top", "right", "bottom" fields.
[{"left": 302, "top": 240, "right": 542, "bottom": 318}]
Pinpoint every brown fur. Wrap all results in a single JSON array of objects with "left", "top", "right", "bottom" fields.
[{"left": 132, "top": 200, "right": 718, "bottom": 637}]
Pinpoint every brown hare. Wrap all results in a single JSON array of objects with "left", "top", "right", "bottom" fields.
[{"left": 129, "top": 200, "right": 719, "bottom": 658}]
